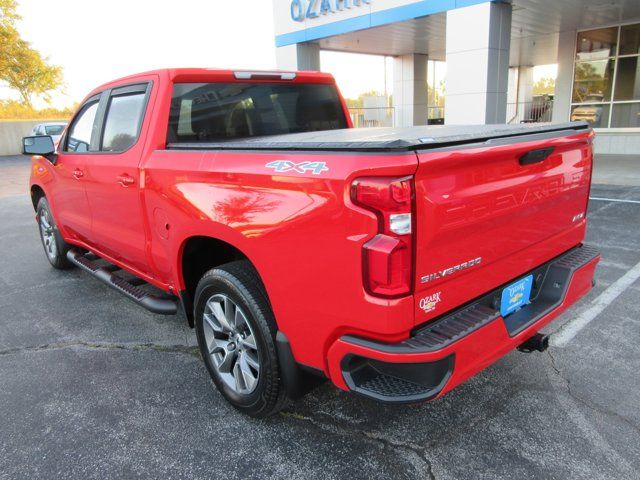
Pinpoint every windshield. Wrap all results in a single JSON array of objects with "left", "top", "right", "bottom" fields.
[
  {"left": 167, "top": 82, "right": 348, "bottom": 143},
  {"left": 44, "top": 125, "right": 65, "bottom": 135}
]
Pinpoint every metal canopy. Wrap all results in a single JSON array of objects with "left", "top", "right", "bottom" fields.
[{"left": 313, "top": 0, "right": 640, "bottom": 66}]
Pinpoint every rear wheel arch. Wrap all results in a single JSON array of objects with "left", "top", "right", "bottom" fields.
[
  {"left": 30, "top": 185, "right": 46, "bottom": 212},
  {"left": 178, "top": 236, "right": 270, "bottom": 327}
]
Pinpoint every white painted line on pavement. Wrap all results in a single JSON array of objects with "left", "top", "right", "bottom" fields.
[
  {"left": 589, "top": 197, "right": 640, "bottom": 204},
  {"left": 552, "top": 259, "right": 640, "bottom": 347}
]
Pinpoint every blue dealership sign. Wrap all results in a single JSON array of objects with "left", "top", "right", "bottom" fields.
[{"left": 291, "top": 0, "right": 371, "bottom": 22}]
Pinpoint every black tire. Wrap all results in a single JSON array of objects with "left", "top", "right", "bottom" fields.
[
  {"left": 36, "top": 197, "right": 73, "bottom": 269},
  {"left": 194, "top": 260, "right": 287, "bottom": 418}
]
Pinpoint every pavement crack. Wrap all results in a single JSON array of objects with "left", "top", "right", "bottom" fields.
[
  {"left": 546, "top": 350, "right": 640, "bottom": 436},
  {"left": 280, "top": 411, "right": 436, "bottom": 479},
  {"left": 0, "top": 341, "right": 200, "bottom": 357},
  {"left": 363, "top": 430, "right": 436, "bottom": 480},
  {"left": 546, "top": 349, "right": 562, "bottom": 375}
]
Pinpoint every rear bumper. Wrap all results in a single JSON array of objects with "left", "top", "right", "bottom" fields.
[{"left": 326, "top": 244, "right": 600, "bottom": 404}]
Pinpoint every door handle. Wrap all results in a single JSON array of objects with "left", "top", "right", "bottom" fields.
[
  {"left": 519, "top": 147, "right": 554, "bottom": 166},
  {"left": 72, "top": 168, "right": 84, "bottom": 179},
  {"left": 116, "top": 174, "right": 135, "bottom": 187}
]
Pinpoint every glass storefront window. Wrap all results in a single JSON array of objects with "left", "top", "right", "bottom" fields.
[
  {"left": 572, "top": 23, "right": 640, "bottom": 128},
  {"left": 611, "top": 103, "right": 640, "bottom": 128},
  {"left": 576, "top": 28, "right": 618, "bottom": 60},
  {"left": 620, "top": 24, "right": 640, "bottom": 56},
  {"left": 572, "top": 59, "right": 614, "bottom": 103},
  {"left": 614, "top": 57, "right": 640, "bottom": 101},
  {"left": 570, "top": 104, "right": 610, "bottom": 128}
]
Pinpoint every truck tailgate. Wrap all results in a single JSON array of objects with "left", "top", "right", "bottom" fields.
[{"left": 413, "top": 130, "right": 593, "bottom": 325}]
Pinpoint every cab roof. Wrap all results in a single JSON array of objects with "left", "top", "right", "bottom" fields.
[{"left": 89, "top": 68, "right": 336, "bottom": 97}]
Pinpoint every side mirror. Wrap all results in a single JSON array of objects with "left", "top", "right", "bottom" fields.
[{"left": 23, "top": 135, "right": 56, "bottom": 163}]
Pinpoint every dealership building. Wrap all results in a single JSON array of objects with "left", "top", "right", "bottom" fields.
[{"left": 272, "top": 0, "right": 640, "bottom": 154}]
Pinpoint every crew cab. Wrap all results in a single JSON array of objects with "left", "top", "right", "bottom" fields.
[{"left": 23, "top": 69, "right": 599, "bottom": 417}]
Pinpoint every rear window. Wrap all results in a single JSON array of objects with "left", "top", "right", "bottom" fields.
[{"left": 167, "top": 82, "right": 348, "bottom": 143}]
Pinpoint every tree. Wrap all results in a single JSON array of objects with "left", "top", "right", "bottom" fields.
[
  {"left": 427, "top": 79, "right": 446, "bottom": 107},
  {"left": 0, "top": 99, "right": 75, "bottom": 120},
  {"left": 0, "top": 0, "right": 20, "bottom": 73},
  {"left": 0, "top": 0, "right": 19, "bottom": 29},
  {"left": 0, "top": 0, "right": 63, "bottom": 107},
  {"left": 344, "top": 90, "right": 385, "bottom": 109},
  {"left": 533, "top": 77, "right": 556, "bottom": 96},
  {"left": 0, "top": 0, "right": 22, "bottom": 76},
  {"left": 2, "top": 43, "right": 63, "bottom": 106}
]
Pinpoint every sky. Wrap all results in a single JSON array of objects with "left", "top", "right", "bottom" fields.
[
  {"left": 2, "top": 0, "right": 391, "bottom": 108},
  {"left": 1, "top": 0, "right": 557, "bottom": 109}
]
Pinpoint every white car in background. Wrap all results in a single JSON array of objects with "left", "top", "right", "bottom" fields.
[{"left": 30, "top": 122, "right": 66, "bottom": 146}]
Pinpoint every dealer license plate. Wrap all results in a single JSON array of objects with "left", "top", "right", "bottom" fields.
[{"left": 500, "top": 275, "right": 533, "bottom": 317}]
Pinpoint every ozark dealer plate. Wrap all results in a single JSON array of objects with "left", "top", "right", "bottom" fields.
[{"left": 500, "top": 275, "right": 533, "bottom": 317}]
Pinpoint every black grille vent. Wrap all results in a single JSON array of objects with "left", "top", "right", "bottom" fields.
[{"left": 359, "top": 374, "right": 430, "bottom": 398}]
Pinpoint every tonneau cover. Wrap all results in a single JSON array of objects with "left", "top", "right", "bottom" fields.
[{"left": 167, "top": 122, "right": 590, "bottom": 152}]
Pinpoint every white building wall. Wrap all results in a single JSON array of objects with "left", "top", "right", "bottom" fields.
[
  {"left": 517, "top": 67, "right": 534, "bottom": 107},
  {"left": 445, "top": 2, "right": 511, "bottom": 125},
  {"left": 594, "top": 132, "right": 640, "bottom": 154},
  {"left": 393, "top": 54, "right": 428, "bottom": 127},
  {"left": 275, "top": 43, "right": 321, "bottom": 71},
  {"left": 552, "top": 29, "right": 577, "bottom": 123},
  {"left": 507, "top": 68, "right": 518, "bottom": 106}
]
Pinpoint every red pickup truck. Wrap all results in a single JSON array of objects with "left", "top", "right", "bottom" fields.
[{"left": 24, "top": 69, "right": 599, "bottom": 417}]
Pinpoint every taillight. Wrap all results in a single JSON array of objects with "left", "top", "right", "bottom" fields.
[{"left": 351, "top": 176, "right": 414, "bottom": 298}]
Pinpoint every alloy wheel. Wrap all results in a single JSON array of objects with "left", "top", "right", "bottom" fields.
[
  {"left": 202, "top": 293, "right": 260, "bottom": 394},
  {"left": 39, "top": 208, "right": 58, "bottom": 261}
]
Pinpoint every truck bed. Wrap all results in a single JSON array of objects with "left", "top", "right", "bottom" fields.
[{"left": 166, "top": 122, "right": 590, "bottom": 152}]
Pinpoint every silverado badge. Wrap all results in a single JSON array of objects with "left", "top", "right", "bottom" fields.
[{"left": 421, "top": 257, "right": 482, "bottom": 284}]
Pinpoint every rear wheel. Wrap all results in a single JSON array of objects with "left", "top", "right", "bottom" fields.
[
  {"left": 36, "top": 197, "right": 72, "bottom": 269},
  {"left": 194, "top": 260, "right": 287, "bottom": 417}
]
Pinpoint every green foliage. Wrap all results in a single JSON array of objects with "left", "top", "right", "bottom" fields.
[
  {"left": 0, "top": 0, "right": 19, "bottom": 27},
  {"left": 344, "top": 90, "right": 385, "bottom": 109},
  {"left": 2, "top": 46, "right": 64, "bottom": 106},
  {"left": 0, "top": 0, "right": 64, "bottom": 108},
  {"left": 533, "top": 77, "right": 556, "bottom": 96},
  {"left": 427, "top": 79, "right": 446, "bottom": 108},
  {"left": 0, "top": 0, "right": 21, "bottom": 75},
  {"left": 0, "top": 99, "right": 74, "bottom": 120},
  {"left": 0, "top": 1, "right": 20, "bottom": 75}
]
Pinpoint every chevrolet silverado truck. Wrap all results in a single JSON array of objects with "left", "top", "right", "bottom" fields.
[{"left": 23, "top": 69, "right": 599, "bottom": 417}]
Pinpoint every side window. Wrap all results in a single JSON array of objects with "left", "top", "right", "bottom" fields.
[
  {"left": 65, "top": 101, "right": 99, "bottom": 152},
  {"left": 101, "top": 93, "right": 146, "bottom": 152}
]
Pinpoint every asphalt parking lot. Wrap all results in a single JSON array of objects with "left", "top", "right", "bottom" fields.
[{"left": 0, "top": 155, "right": 639, "bottom": 479}]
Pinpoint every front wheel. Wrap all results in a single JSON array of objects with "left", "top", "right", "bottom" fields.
[
  {"left": 36, "top": 197, "right": 72, "bottom": 269},
  {"left": 194, "top": 260, "right": 287, "bottom": 417}
]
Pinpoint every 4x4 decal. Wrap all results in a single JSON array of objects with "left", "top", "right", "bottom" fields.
[{"left": 266, "top": 160, "right": 329, "bottom": 175}]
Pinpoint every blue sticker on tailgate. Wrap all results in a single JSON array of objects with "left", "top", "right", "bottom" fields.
[{"left": 500, "top": 275, "right": 533, "bottom": 317}]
